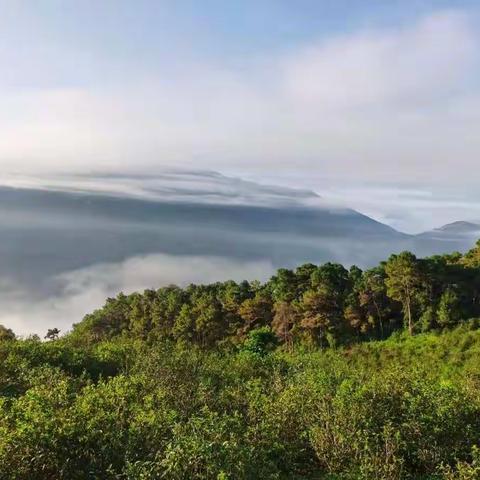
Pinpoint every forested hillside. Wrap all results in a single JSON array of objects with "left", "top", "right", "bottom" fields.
[
  {"left": 1, "top": 241, "right": 480, "bottom": 479},
  {"left": 70, "top": 239, "right": 480, "bottom": 349}
]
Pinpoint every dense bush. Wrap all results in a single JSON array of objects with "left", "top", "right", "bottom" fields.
[{"left": 1, "top": 327, "right": 480, "bottom": 479}]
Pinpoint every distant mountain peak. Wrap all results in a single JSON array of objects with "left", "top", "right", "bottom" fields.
[
  {"left": 416, "top": 221, "right": 480, "bottom": 241},
  {"left": 435, "top": 221, "right": 480, "bottom": 232}
]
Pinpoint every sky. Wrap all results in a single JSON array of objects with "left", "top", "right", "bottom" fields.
[
  {"left": 2, "top": 1, "right": 480, "bottom": 335},
  {"left": 1, "top": 1, "right": 480, "bottom": 228}
]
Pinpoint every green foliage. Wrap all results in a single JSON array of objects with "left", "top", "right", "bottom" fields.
[
  {"left": 385, "top": 251, "right": 423, "bottom": 335},
  {"left": 1, "top": 239, "right": 480, "bottom": 478},
  {"left": 437, "top": 288, "right": 462, "bottom": 329},
  {"left": 462, "top": 239, "right": 480, "bottom": 267},
  {"left": 240, "top": 327, "right": 277, "bottom": 356},
  {"left": 66, "top": 238, "right": 480, "bottom": 351},
  {"left": 0, "top": 324, "right": 15, "bottom": 342},
  {"left": 1, "top": 327, "right": 479, "bottom": 478}
]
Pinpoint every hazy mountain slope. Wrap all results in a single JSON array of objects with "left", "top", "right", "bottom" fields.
[
  {"left": 0, "top": 186, "right": 406, "bottom": 292},
  {"left": 0, "top": 176, "right": 478, "bottom": 335},
  {"left": 418, "top": 220, "right": 480, "bottom": 239},
  {"left": 2, "top": 185, "right": 477, "bottom": 291},
  {"left": 413, "top": 220, "right": 480, "bottom": 256}
]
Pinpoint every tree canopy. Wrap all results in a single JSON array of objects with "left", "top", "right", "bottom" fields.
[{"left": 67, "top": 239, "right": 480, "bottom": 349}]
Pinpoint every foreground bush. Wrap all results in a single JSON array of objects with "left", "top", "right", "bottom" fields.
[{"left": 0, "top": 328, "right": 480, "bottom": 479}]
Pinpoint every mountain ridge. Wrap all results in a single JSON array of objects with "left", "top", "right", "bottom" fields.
[{"left": 418, "top": 220, "right": 480, "bottom": 238}]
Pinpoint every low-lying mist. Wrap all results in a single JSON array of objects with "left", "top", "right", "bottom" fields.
[{"left": 0, "top": 171, "right": 477, "bottom": 335}]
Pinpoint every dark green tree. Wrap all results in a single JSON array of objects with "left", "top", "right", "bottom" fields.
[
  {"left": 437, "top": 288, "right": 462, "bottom": 329},
  {"left": 271, "top": 301, "right": 297, "bottom": 350},
  {"left": 385, "top": 252, "right": 423, "bottom": 335},
  {"left": 0, "top": 324, "right": 15, "bottom": 342},
  {"left": 44, "top": 328, "right": 60, "bottom": 341}
]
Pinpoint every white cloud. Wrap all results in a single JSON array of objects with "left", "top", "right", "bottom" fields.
[
  {"left": 0, "top": 169, "right": 323, "bottom": 207},
  {"left": 0, "top": 254, "right": 275, "bottom": 336},
  {"left": 0, "top": 9, "right": 478, "bottom": 186},
  {"left": 309, "top": 184, "right": 480, "bottom": 234},
  {"left": 282, "top": 11, "right": 476, "bottom": 108}
]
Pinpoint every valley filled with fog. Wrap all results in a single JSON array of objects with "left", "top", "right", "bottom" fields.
[{"left": 1, "top": 170, "right": 478, "bottom": 335}]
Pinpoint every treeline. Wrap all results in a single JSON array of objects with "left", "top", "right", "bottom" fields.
[{"left": 70, "top": 239, "right": 480, "bottom": 347}]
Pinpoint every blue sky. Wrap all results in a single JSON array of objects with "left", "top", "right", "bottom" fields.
[
  {"left": 4, "top": 1, "right": 479, "bottom": 76},
  {"left": 1, "top": 1, "right": 480, "bottom": 230}
]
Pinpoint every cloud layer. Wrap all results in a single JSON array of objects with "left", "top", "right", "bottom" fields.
[
  {"left": 1, "top": 253, "right": 275, "bottom": 336},
  {"left": 0, "top": 170, "right": 322, "bottom": 207},
  {"left": 0, "top": 171, "right": 477, "bottom": 336},
  {"left": 0, "top": 9, "right": 479, "bottom": 186}
]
